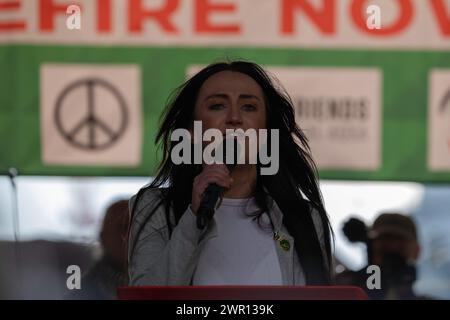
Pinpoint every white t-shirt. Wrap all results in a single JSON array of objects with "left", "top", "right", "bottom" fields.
[{"left": 192, "top": 197, "right": 283, "bottom": 285}]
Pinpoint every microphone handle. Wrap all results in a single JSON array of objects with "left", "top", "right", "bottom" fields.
[{"left": 196, "top": 183, "right": 224, "bottom": 229}]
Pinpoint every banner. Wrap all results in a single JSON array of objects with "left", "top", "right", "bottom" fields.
[{"left": 1, "top": 0, "right": 450, "bottom": 182}]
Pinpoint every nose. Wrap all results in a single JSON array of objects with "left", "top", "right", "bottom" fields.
[{"left": 225, "top": 103, "right": 243, "bottom": 128}]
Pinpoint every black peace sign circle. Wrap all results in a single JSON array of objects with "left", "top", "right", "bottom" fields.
[{"left": 54, "top": 78, "right": 128, "bottom": 151}]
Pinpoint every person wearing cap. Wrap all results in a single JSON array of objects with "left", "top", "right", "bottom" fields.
[
  {"left": 370, "top": 213, "right": 419, "bottom": 269},
  {"left": 337, "top": 212, "right": 429, "bottom": 300}
]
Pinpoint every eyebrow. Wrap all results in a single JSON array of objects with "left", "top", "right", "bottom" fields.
[{"left": 204, "top": 93, "right": 261, "bottom": 101}]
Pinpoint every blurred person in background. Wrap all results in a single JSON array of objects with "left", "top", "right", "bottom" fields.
[
  {"left": 67, "top": 199, "right": 129, "bottom": 300},
  {"left": 337, "top": 213, "right": 429, "bottom": 300}
]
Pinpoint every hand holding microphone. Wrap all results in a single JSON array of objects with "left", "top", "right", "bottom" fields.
[
  {"left": 191, "top": 164, "right": 233, "bottom": 216},
  {"left": 192, "top": 137, "right": 240, "bottom": 229}
]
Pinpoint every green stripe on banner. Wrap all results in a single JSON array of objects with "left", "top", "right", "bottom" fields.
[{"left": 1, "top": 44, "right": 450, "bottom": 182}]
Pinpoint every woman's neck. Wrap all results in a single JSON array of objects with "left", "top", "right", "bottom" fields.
[{"left": 223, "top": 164, "right": 257, "bottom": 199}]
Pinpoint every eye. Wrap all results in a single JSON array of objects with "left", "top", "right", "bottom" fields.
[
  {"left": 208, "top": 104, "right": 225, "bottom": 111},
  {"left": 242, "top": 104, "right": 257, "bottom": 111}
]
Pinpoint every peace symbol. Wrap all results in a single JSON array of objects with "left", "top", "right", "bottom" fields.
[{"left": 54, "top": 78, "right": 128, "bottom": 151}]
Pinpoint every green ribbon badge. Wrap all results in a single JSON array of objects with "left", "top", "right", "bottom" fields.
[
  {"left": 279, "top": 239, "right": 290, "bottom": 251},
  {"left": 274, "top": 232, "right": 290, "bottom": 251}
]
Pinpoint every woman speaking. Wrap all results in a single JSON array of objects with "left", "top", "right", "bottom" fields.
[{"left": 128, "top": 60, "right": 333, "bottom": 286}]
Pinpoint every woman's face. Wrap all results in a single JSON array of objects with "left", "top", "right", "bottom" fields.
[{"left": 193, "top": 70, "right": 267, "bottom": 133}]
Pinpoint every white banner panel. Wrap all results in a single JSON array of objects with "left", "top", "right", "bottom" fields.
[{"left": 40, "top": 64, "right": 142, "bottom": 166}]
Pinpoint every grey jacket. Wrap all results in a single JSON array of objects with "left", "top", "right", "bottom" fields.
[{"left": 128, "top": 187, "right": 329, "bottom": 286}]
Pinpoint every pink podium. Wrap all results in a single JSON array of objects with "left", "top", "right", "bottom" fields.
[{"left": 118, "top": 286, "right": 368, "bottom": 300}]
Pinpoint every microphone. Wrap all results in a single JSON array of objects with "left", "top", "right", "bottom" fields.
[
  {"left": 7, "top": 168, "right": 20, "bottom": 242},
  {"left": 8, "top": 167, "right": 18, "bottom": 188},
  {"left": 196, "top": 138, "right": 240, "bottom": 229}
]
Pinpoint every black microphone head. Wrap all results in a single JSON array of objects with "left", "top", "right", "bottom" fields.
[
  {"left": 342, "top": 217, "right": 369, "bottom": 243},
  {"left": 8, "top": 168, "right": 18, "bottom": 179}
]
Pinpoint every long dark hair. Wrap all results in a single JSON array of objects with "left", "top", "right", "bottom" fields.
[{"left": 132, "top": 60, "right": 333, "bottom": 285}]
